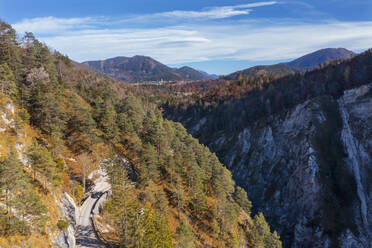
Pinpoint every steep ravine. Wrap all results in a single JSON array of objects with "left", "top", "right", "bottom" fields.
[{"left": 178, "top": 84, "right": 372, "bottom": 247}]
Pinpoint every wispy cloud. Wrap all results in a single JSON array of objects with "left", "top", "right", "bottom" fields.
[
  {"left": 13, "top": 16, "right": 97, "bottom": 35},
  {"left": 156, "top": 1, "right": 277, "bottom": 19}
]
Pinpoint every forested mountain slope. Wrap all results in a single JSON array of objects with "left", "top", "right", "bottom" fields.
[
  {"left": 0, "top": 20, "right": 281, "bottom": 247},
  {"left": 83, "top": 56, "right": 211, "bottom": 83},
  {"left": 223, "top": 64, "right": 300, "bottom": 81},
  {"left": 163, "top": 49, "right": 372, "bottom": 247},
  {"left": 176, "top": 66, "right": 213, "bottom": 81}
]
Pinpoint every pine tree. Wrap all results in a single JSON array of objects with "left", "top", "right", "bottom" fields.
[
  {"left": 0, "top": 150, "right": 47, "bottom": 235},
  {"left": 27, "top": 140, "right": 59, "bottom": 190},
  {"left": 0, "top": 150, "right": 25, "bottom": 232},
  {"left": 141, "top": 144, "right": 160, "bottom": 185},
  {"left": 118, "top": 95, "right": 145, "bottom": 131},
  {"left": 0, "top": 21, "right": 21, "bottom": 72},
  {"left": 176, "top": 222, "right": 196, "bottom": 248},
  {"left": 66, "top": 94, "right": 97, "bottom": 152},
  {"left": 249, "top": 213, "right": 282, "bottom": 248},
  {"left": 234, "top": 186, "right": 252, "bottom": 215},
  {"left": 22, "top": 32, "right": 44, "bottom": 69},
  {"left": 103, "top": 156, "right": 140, "bottom": 246},
  {"left": 101, "top": 102, "right": 118, "bottom": 139},
  {"left": 0, "top": 63, "right": 17, "bottom": 98},
  {"left": 139, "top": 204, "right": 174, "bottom": 248},
  {"left": 15, "top": 183, "right": 47, "bottom": 234}
]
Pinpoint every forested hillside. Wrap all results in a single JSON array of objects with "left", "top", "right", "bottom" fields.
[
  {"left": 0, "top": 20, "right": 281, "bottom": 247},
  {"left": 83, "top": 56, "right": 211, "bottom": 83},
  {"left": 223, "top": 64, "right": 299, "bottom": 81}
]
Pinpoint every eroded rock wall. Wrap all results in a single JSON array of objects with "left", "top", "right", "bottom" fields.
[{"left": 189, "top": 84, "right": 372, "bottom": 247}]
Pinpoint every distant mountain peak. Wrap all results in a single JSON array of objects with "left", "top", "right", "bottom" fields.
[
  {"left": 83, "top": 56, "right": 212, "bottom": 83},
  {"left": 286, "top": 48, "right": 355, "bottom": 69},
  {"left": 178, "top": 66, "right": 193, "bottom": 70}
]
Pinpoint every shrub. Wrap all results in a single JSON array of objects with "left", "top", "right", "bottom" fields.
[{"left": 57, "top": 218, "right": 70, "bottom": 231}]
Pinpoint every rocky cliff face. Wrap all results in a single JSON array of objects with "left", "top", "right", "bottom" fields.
[
  {"left": 53, "top": 193, "right": 78, "bottom": 248},
  {"left": 188, "top": 84, "right": 372, "bottom": 247}
]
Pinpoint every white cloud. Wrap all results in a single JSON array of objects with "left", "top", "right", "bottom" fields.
[
  {"left": 13, "top": 16, "right": 96, "bottom": 35},
  {"left": 157, "top": 1, "right": 277, "bottom": 19}
]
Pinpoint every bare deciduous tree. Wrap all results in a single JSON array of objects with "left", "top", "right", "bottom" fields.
[
  {"left": 77, "top": 153, "right": 94, "bottom": 193},
  {"left": 26, "top": 67, "right": 50, "bottom": 88}
]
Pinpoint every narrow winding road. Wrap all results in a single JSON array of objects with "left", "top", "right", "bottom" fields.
[{"left": 76, "top": 169, "right": 110, "bottom": 248}]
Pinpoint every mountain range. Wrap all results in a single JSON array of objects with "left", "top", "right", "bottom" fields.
[{"left": 81, "top": 48, "right": 354, "bottom": 83}]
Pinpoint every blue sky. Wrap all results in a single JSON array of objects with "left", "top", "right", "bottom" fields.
[{"left": 1, "top": 0, "right": 372, "bottom": 74}]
